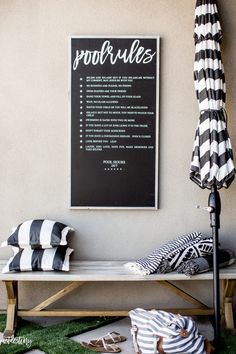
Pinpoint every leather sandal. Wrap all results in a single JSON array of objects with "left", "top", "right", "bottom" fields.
[
  {"left": 90, "top": 331, "right": 126, "bottom": 346},
  {"left": 80, "top": 340, "right": 121, "bottom": 353}
]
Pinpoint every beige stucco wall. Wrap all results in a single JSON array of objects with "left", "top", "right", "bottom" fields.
[{"left": 0, "top": 0, "right": 236, "bottom": 311}]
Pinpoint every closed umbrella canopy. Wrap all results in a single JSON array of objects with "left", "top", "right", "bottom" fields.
[
  {"left": 189, "top": 0, "right": 235, "bottom": 345},
  {"left": 190, "top": 0, "right": 235, "bottom": 189}
]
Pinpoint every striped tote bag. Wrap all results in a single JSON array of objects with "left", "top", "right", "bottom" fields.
[{"left": 129, "top": 308, "right": 207, "bottom": 354}]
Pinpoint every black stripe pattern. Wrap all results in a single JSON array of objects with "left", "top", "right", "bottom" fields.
[
  {"left": 125, "top": 232, "right": 213, "bottom": 275},
  {"left": 2, "top": 246, "right": 74, "bottom": 273},
  {"left": 190, "top": 0, "right": 235, "bottom": 189},
  {"left": 177, "top": 249, "right": 235, "bottom": 276},
  {"left": 130, "top": 308, "right": 206, "bottom": 354},
  {"left": 1, "top": 219, "right": 73, "bottom": 249}
]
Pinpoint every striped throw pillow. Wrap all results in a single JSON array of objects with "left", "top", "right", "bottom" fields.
[
  {"left": 1, "top": 246, "right": 74, "bottom": 273},
  {"left": 1, "top": 219, "right": 74, "bottom": 249}
]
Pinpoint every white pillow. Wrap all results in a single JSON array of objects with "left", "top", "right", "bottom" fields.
[
  {"left": 1, "top": 219, "right": 74, "bottom": 249},
  {"left": 1, "top": 246, "right": 74, "bottom": 273}
]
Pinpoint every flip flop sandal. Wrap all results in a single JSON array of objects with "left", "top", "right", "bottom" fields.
[
  {"left": 90, "top": 331, "right": 127, "bottom": 346},
  {"left": 80, "top": 341, "right": 121, "bottom": 353}
]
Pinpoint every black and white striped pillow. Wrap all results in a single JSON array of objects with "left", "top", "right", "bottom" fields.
[
  {"left": 1, "top": 246, "right": 74, "bottom": 273},
  {"left": 1, "top": 219, "right": 73, "bottom": 249}
]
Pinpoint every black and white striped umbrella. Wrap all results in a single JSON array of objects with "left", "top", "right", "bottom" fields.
[
  {"left": 189, "top": 0, "right": 235, "bottom": 345},
  {"left": 190, "top": 0, "right": 235, "bottom": 188}
]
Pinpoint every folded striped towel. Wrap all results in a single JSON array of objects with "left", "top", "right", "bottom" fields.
[
  {"left": 124, "top": 231, "right": 213, "bottom": 275},
  {"left": 177, "top": 249, "right": 235, "bottom": 276}
]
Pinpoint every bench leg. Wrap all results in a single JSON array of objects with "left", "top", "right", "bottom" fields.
[
  {"left": 222, "top": 279, "right": 236, "bottom": 330},
  {"left": 3, "top": 281, "right": 18, "bottom": 338}
]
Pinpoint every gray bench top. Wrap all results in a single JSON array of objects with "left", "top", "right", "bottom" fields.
[{"left": 0, "top": 260, "right": 236, "bottom": 282}]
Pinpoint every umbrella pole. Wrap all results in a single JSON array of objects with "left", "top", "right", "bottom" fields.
[{"left": 208, "top": 185, "right": 221, "bottom": 347}]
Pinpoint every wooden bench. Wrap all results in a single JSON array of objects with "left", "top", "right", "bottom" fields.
[{"left": 0, "top": 260, "right": 235, "bottom": 337}]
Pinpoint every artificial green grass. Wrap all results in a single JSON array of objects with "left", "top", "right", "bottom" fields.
[
  {"left": 0, "top": 314, "right": 120, "bottom": 354},
  {"left": 218, "top": 330, "right": 236, "bottom": 354}
]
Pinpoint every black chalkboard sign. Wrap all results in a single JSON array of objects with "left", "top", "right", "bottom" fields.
[{"left": 70, "top": 36, "right": 159, "bottom": 208}]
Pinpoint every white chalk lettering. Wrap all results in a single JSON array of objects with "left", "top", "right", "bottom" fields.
[{"left": 73, "top": 40, "right": 156, "bottom": 69}]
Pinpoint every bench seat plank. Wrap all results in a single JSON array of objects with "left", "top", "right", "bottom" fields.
[{"left": 1, "top": 260, "right": 236, "bottom": 281}]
